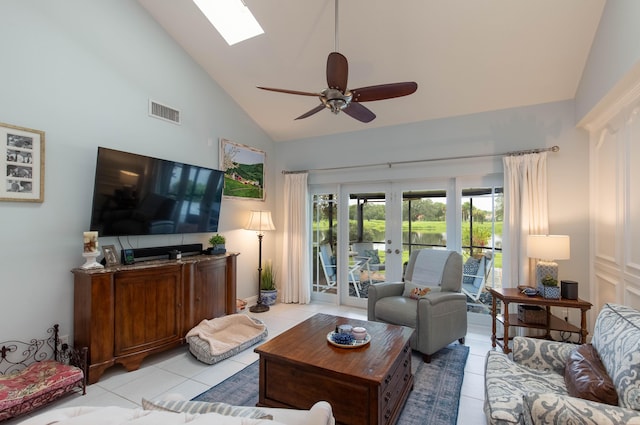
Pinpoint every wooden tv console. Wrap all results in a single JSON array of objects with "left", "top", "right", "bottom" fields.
[{"left": 72, "top": 253, "right": 238, "bottom": 384}]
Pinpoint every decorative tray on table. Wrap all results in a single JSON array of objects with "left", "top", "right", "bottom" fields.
[
  {"left": 521, "top": 287, "right": 538, "bottom": 297},
  {"left": 326, "top": 331, "right": 371, "bottom": 348}
]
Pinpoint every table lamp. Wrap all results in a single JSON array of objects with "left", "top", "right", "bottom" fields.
[
  {"left": 527, "top": 235, "right": 570, "bottom": 291},
  {"left": 246, "top": 210, "right": 275, "bottom": 313}
]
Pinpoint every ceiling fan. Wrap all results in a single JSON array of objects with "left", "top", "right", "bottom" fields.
[{"left": 257, "top": 0, "right": 418, "bottom": 123}]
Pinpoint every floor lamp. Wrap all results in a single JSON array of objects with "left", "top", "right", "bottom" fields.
[{"left": 246, "top": 210, "right": 275, "bottom": 313}]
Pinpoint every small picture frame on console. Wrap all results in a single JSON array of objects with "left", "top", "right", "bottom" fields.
[{"left": 102, "top": 245, "right": 119, "bottom": 266}]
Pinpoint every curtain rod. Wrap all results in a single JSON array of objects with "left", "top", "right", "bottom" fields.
[{"left": 281, "top": 145, "right": 559, "bottom": 174}]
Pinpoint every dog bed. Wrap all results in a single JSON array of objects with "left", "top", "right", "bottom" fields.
[{"left": 186, "top": 314, "right": 268, "bottom": 364}]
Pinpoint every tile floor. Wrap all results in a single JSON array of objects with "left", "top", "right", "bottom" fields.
[{"left": 9, "top": 302, "right": 493, "bottom": 424}]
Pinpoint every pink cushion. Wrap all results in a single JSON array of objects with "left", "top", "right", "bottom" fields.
[{"left": 0, "top": 360, "right": 84, "bottom": 415}]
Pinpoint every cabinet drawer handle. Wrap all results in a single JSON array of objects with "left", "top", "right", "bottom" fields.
[
  {"left": 385, "top": 374, "right": 392, "bottom": 384},
  {"left": 384, "top": 391, "right": 391, "bottom": 402},
  {"left": 403, "top": 359, "right": 409, "bottom": 368},
  {"left": 384, "top": 409, "right": 392, "bottom": 420}
]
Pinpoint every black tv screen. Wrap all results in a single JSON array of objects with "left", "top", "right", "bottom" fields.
[{"left": 89, "top": 147, "right": 224, "bottom": 236}]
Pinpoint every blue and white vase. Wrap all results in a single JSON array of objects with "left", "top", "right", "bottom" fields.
[
  {"left": 260, "top": 289, "right": 277, "bottom": 306},
  {"left": 541, "top": 285, "right": 560, "bottom": 299}
]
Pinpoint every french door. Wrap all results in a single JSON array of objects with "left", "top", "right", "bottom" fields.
[
  {"left": 311, "top": 181, "right": 453, "bottom": 308},
  {"left": 339, "top": 183, "right": 398, "bottom": 307}
]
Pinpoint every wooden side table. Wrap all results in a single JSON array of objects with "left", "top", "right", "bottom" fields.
[{"left": 489, "top": 287, "right": 592, "bottom": 354}]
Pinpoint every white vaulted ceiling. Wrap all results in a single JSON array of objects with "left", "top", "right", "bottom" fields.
[{"left": 138, "top": 0, "right": 605, "bottom": 142}]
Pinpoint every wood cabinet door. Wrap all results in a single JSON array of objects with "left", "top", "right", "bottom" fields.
[
  {"left": 114, "top": 265, "right": 182, "bottom": 356},
  {"left": 193, "top": 258, "right": 227, "bottom": 324}
]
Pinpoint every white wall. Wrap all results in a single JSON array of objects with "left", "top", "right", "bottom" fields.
[
  {"left": 274, "top": 100, "right": 591, "bottom": 310},
  {"left": 0, "top": 0, "right": 276, "bottom": 341},
  {"left": 575, "top": 0, "right": 640, "bottom": 312},
  {"left": 575, "top": 0, "right": 640, "bottom": 121}
]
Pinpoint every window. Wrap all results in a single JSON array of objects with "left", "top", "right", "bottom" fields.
[
  {"left": 312, "top": 193, "right": 338, "bottom": 296},
  {"left": 461, "top": 186, "right": 503, "bottom": 310}
]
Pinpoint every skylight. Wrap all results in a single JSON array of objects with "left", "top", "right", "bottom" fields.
[{"left": 193, "top": 0, "right": 264, "bottom": 46}]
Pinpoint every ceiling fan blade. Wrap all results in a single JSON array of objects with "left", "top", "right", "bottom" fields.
[
  {"left": 295, "top": 104, "right": 326, "bottom": 120},
  {"left": 351, "top": 82, "right": 418, "bottom": 102},
  {"left": 257, "top": 86, "right": 321, "bottom": 97},
  {"left": 343, "top": 102, "right": 376, "bottom": 123},
  {"left": 326, "top": 52, "right": 348, "bottom": 93}
]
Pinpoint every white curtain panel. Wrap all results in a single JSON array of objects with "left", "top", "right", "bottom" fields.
[
  {"left": 281, "top": 173, "right": 310, "bottom": 303},
  {"left": 503, "top": 152, "right": 549, "bottom": 288}
]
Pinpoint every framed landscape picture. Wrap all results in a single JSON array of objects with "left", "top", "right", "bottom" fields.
[
  {"left": 219, "top": 138, "right": 265, "bottom": 201},
  {"left": 1, "top": 122, "right": 45, "bottom": 203}
]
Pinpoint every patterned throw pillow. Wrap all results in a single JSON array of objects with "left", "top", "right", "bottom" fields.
[
  {"left": 141, "top": 398, "right": 272, "bottom": 419},
  {"left": 402, "top": 280, "right": 441, "bottom": 299},
  {"left": 363, "top": 249, "right": 380, "bottom": 264},
  {"left": 462, "top": 257, "right": 480, "bottom": 284}
]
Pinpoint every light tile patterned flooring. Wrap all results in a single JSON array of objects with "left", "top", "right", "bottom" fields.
[{"left": 10, "top": 302, "right": 492, "bottom": 424}]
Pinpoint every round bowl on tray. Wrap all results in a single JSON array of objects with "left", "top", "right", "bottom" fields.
[{"left": 327, "top": 331, "right": 371, "bottom": 348}]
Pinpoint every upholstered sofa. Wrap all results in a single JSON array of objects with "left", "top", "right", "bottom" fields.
[
  {"left": 17, "top": 400, "right": 335, "bottom": 425},
  {"left": 484, "top": 303, "right": 640, "bottom": 425}
]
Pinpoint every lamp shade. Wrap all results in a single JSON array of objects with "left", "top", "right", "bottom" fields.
[
  {"left": 527, "top": 235, "right": 570, "bottom": 260},
  {"left": 246, "top": 210, "right": 275, "bottom": 233}
]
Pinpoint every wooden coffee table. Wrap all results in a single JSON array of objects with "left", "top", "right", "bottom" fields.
[{"left": 254, "top": 313, "right": 414, "bottom": 425}]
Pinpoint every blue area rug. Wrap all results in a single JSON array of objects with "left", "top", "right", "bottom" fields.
[
  {"left": 397, "top": 344, "right": 470, "bottom": 425},
  {"left": 193, "top": 343, "right": 469, "bottom": 425}
]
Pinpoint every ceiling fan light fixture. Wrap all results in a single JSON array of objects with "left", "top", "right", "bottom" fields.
[
  {"left": 321, "top": 88, "right": 352, "bottom": 114},
  {"left": 193, "top": 0, "right": 264, "bottom": 46}
]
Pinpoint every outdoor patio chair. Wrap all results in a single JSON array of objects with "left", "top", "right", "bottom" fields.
[
  {"left": 352, "top": 242, "right": 385, "bottom": 272},
  {"left": 318, "top": 243, "right": 372, "bottom": 297},
  {"left": 318, "top": 243, "right": 338, "bottom": 292},
  {"left": 461, "top": 252, "right": 493, "bottom": 303},
  {"left": 348, "top": 254, "right": 372, "bottom": 297}
]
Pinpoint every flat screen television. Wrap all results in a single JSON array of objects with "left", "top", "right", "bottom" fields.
[{"left": 89, "top": 147, "right": 224, "bottom": 237}]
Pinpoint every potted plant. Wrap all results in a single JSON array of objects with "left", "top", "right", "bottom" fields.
[
  {"left": 260, "top": 260, "right": 277, "bottom": 306},
  {"left": 208, "top": 234, "right": 226, "bottom": 255},
  {"left": 540, "top": 275, "right": 560, "bottom": 299}
]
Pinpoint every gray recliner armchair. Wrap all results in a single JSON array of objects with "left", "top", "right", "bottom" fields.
[{"left": 367, "top": 249, "right": 467, "bottom": 362}]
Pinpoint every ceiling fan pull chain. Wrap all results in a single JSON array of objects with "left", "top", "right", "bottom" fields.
[{"left": 334, "top": 0, "right": 339, "bottom": 52}]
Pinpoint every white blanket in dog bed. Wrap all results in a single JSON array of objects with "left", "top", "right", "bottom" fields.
[{"left": 186, "top": 314, "right": 268, "bottom": 364}]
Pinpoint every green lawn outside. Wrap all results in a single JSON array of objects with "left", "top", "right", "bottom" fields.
[{"left": 313, "top": 219, "right": 503, "bottom": 268}]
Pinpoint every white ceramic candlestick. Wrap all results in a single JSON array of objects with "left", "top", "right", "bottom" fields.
[
  {"left": 81, "top": 250, "right": 104, "bottom": 269},
  {"left": 81, "top": 231, "right": 103, "bottom": 269}
]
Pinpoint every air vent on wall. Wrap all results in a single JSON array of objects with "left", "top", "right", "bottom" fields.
[{"left": 149, "top": 99, "right": 181, "bottom": 124}]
